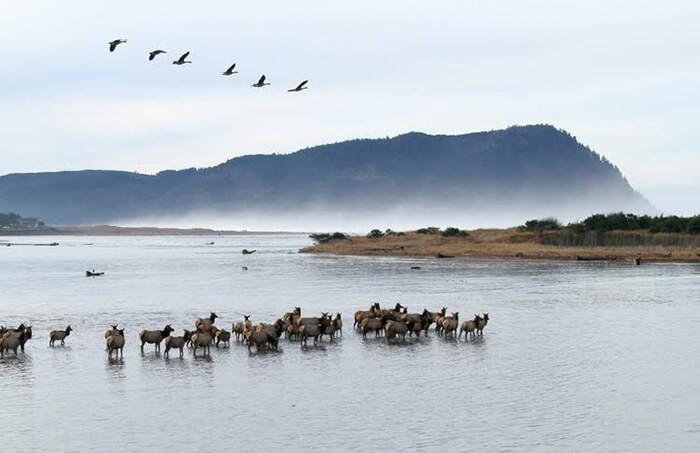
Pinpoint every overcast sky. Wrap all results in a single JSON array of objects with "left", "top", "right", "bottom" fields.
[{"left": 1, "top": 1, "right": 697, "bottom": 214}]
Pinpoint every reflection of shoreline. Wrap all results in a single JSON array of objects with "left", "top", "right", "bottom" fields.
[
  {"left": 300, "top": 230, "right": 700, "bottom": 263},
  {"left": 0, "top": 226, "right": 301, "bottom": 236}
]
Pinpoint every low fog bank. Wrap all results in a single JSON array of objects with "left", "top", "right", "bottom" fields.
[{"left": 116, "top": 199, "right": 656, "bottom": 233}]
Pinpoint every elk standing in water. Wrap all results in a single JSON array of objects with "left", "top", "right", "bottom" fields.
[
  {"left": 283, "top": 307, "right": 301, "bottom": 324},
  {"left": 361, "top": 317, "right": 384, "bottom": 339},
  {"left": 476, "top": 313, "right": 489, "bottom": 335},
  {"left": 247, "top": 328, "right": 276, "bottom": 352},
  {"left": 441, "top": 313, "right": 459, "bottom": 338},
  {"left": 380, "top": 303, "right": 405, "bottom": 321},
  {"left": 332, "top": 313, "right": 343, "bottom": 337},
  {"left": 216, "top": 329, "right": 231, "bottom": 348},
  {"left": 384, "top": 319, "right": 413, "bottom": 342},
  {"left": 459, "top": 315, "right": 479, "bottom": 339},
  {"left": 191, "top": 328, "right": 213, "bottom": 357},
  {"left": 434, "top": 308, "right": 449, "bottom": 336},
  {"left": 256, "top": 320, "right": 285, "bottom": 350},
  {"left": 49, "top": 326, "right": 73, "bottom": 346},
  {"left": 354, "top": 303, "right": 380, "bottom": 329},
  {"left": 0, "top": 328, "right": 29, "bottom": 358},
  {"left": 164, "top": 330, "right": 191, "bottom": 358},
  {"left": 2, "top": 324, "right": 32, "bottom": 353},
  {"left": 139, "top": 324, "right": 174, "bottom": 353},
  {"left": 286, "top": 323, "right": 299, "bottom": 341},
  {"left": 300, "top": 316, "right": 330, "bottom": 347},
  {"left": 106, "top": 326, "right": 125, "bottom": 359},
  {"left": 232, "top": 315, "right": 250, "bottom": 341},
  {"left": 299, "top": 323, "right": 323, "bottom": 346},
  {"left": 320, "top": 319, "right": 337, "bottom": 342},
  {"left": 194, "top": 312, "right": 218, "bottom": 330}
]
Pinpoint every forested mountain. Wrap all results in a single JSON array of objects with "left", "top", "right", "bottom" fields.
[{"left": 0, "top": 125, "right": 654, "bottom": 226}]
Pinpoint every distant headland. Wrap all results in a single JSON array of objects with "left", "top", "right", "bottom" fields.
[{"left": 0, "top": 125, "right": 655, "bottom": 226}]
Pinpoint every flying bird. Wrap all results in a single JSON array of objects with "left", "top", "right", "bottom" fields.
[
  {"left": 148, "top": 49, "right": 166, "bottom": 61},
  {"left": 287, "top": 80, "right": 309, "bottom": 92},
  {"left": 172, "top": 51, "right": 192, "bottom": 65},
  {"left": 251, "top": 75, "right": 270, "bottom": 87},
  {"left": 108, "top": 39, "right": 127, "bottom": 52},
  {"left": 222, "top": 63, "right": 238, "bottom": 76}
]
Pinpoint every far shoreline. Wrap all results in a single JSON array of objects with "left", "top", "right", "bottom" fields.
[{"left": 0, "top": 225, "right": 306, "bottom": 236}]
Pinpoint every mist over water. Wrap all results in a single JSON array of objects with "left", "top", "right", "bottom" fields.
[
  {"left": 1, "top": 234, "right": 699, "bottom": 450},
  {"left": 116, "top": 193, "right": 654, "bottom": 232}
]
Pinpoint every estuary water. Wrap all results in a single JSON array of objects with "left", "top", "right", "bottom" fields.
[{"left": 0, "top": 234, "right": 699, "bottom": 452}]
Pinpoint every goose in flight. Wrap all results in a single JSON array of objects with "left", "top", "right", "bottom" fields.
[
  {"left": 251, "top": 75, "right": 270, "bottom": 87},
  {"left": 149, "top": 49, "right": 166, "bottom": 61},
  {"left": 222, "top": 63, "right": 238, "bottom": 76},
  {"left": 287, "top": 80, "right": 309, "bottom": 92},
  {"left": 173, "top": 51, "right": 192, "bottom": 65},
  {"left": 108, "top": 39, "right": 127, "bottom": 52}
]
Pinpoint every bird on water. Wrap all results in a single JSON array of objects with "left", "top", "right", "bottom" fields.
[
  {"left": 108, "top": 39, "right": 127, "bottom": 52},
  {"left": 251, "top": 75, "right": 270, "bottom": 87},
  {"left": 173, "top": 51, "right": 192, "bottom": 65}
]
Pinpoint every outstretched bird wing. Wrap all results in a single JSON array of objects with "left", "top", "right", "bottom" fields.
[
  {"left": 296, "top": 80, "right": 308, "bottom": 90},
  {"left": 227, "top": 63, "right": 236, "bottom": 73},
  {"left": 109, "top": 42, "right": 117, "bottom": 52},
  {"left": 179, "top": 51, "right": 190, "bottom": 62},
  {"left": 258, "top": 75, "right": 266, "bottom": 84}
]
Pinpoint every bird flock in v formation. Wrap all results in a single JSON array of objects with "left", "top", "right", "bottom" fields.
[{"left": 108, "top": 39, "right": 309, "bottom": 93}]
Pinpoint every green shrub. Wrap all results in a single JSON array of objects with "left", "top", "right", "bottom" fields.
[
  {"left": 417, "top": 227, "right": 440, "bottom": 235},
  {"left": 309, "top": 232, "right": 348, "bottom": 244},
  {"left": 567, "top": 213, "right": 699, "bottom": 235},
  {"left": 441, "top": 227, "right": 469, "bottom": 237},
  {"left": 686, "top": 216, "right": 700, "bottom": 234},
  {"left": 367, "top": 229, "right": 385, "bottom": 239},
  {"left": 520, "top": 217, "right": 562, "bottom": 232}
]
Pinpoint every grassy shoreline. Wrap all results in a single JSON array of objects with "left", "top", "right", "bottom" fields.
[{"left": 299, "top": 229, "right": 700, "bottom": 263}]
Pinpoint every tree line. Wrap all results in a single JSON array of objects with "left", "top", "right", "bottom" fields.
[{"left": 521, "top": 213, "right": 700, "bottom": 235}]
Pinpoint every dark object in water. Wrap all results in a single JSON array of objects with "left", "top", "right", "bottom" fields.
[
  {"left": 86, "top": 270, "right": 105, "bottom": 277},
  {"left": 436, "top": 253, "right": 453, "bottom": 259},
  {"left": 635, "top": 257, "right": 642, "bottom": 265},
  {"left": 411, "top": 266, "right": 421, "bottom": 270},
  {"left": 242, "top": 249, "right": 257, "bottom": 255},
  {"left": 206, "top": 241, "right": 215, "bottom": 245},
  {"left": 6, "top": 242, "right": 59, "bottom": 247},
  {"left": 576, "top": 255, "right": 611, "bottom": 261},
  {"left": 242, "top": 266, "right": 248, "bottom": 271}
]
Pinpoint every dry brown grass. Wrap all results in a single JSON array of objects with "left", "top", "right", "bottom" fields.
[{"left": 300, "top": 229, "right": 700, "bottom": 263}]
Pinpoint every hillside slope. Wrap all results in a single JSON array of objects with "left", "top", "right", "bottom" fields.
[{"left": 0, "top": 125, "right": 655, "bottom": 225}]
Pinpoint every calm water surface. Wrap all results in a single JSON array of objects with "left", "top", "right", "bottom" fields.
[{"left": 0, "top": 234, "right": 699, "bottom": 452}]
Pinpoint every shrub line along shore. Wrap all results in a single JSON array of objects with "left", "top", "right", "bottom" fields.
[{"left": 299, "top": 229, "right": 700, "bottom": 263}]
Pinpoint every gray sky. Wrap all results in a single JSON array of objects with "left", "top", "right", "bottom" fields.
[{"left": 1, "top": 0, "right": 698, "bottom": 215}]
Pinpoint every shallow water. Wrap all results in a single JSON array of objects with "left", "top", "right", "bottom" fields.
[{"left": 0, "top": 234, "right": 699, "bottom": 452}]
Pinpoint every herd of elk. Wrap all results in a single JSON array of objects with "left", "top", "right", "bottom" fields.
[
  {"left": 353, "top": 303, "right": 489, "bottom": 342},
  {"left": 0, "top": 307, "right": 488, "bottom": 360}
]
